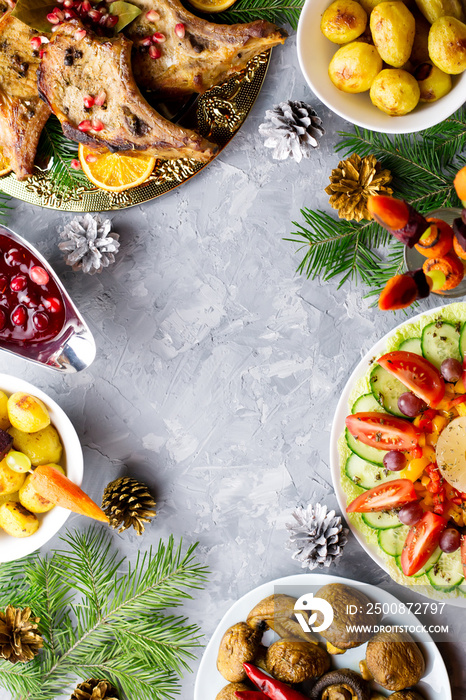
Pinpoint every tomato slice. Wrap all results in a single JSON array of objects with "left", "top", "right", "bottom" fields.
[
  {"left": 345, "top": 412, "right": 419, "bottom": 451},
  {"left": 400, "top": 511, "right": 447, "bottom": 577},
  {"left": 346, "top": 479, "right": 418, "bottom": 513},
  {"left": 378, "top": 351, "right": 445, "bottom": 407}
]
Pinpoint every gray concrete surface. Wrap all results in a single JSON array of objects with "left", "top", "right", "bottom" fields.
[{"left": 0, "top": 31, "right": 465, "bottom": 700}]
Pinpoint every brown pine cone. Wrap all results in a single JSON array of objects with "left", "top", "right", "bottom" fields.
[
  {"left": 70, "top": 679, "right": 119, "bottom": 700},
  {"left": 102, "top": 476, "right": 156, "bottom": 535},
  {"left": 0, "top": 605, "right": 43, "bottom": 664}
]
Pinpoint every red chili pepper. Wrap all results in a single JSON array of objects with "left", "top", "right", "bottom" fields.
[
  {"left": 243, "top": 663, "right": 309, "bottom": 700},
  {"left": 418, "top": 408, "right": 437, "bottom": 432},
  {"left": 235, "top": 693, "right": 269, "bottom": 700}
]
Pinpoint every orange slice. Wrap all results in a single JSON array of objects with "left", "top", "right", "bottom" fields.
[
  {"left": 188, "top": 0, "right": 237, "bottom": 12},
  {"left": 0, "top": 146, "right": 12, "bottom": 177},
  {"left": 78, "top": 144, "right": 156, "bottom": 193}
]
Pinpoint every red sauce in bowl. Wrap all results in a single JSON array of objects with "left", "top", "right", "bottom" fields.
[{"left": 0, "top": 235, "right": 65, "bottom": 344}]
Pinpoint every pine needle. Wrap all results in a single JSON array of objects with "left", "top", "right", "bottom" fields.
[
  {"left": 288, "top": 107, "right": 466, "bottom": 295},
  {"left": 0, "top": 527, "right": 208, "bottom": 700},
  {"left": 36, "top": 115, "right": 89, "bottom": 194},
  {"left": 210, "top": 0, "right": 304, "bottom": 29}
]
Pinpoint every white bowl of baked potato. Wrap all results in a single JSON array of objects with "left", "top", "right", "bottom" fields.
[
  {"left": 0, "top": 373, "right": 83, "bottom": 562},
  {"left": 297, "top": 0, "right": 466, "bottom": 133}
]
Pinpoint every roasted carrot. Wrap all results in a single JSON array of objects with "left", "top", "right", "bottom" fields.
[
  {"left": 423, "top": 252, "right": 465, "bottom": 291},
  {"left": 415, "top": 218, "right": 453, "bottom": 259},
  {"left": 378, "top": 274, "right": 418, "bottom": 310},
  {"left": 29, "top": 464, "right": 108, "bottom": 522},
  {"left": 367, "top": 195, "right": 428, "bottom": 247}
]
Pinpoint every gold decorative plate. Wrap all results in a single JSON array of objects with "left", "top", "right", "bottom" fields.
[{"left": 0, "top": 51, "right": 271, "bottom": 212}]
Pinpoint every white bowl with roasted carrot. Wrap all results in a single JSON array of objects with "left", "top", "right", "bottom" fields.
[
  {"left": 331, "top": 302, "right": 466, "bottom": 603},
  {"left": 0, "top": 374, "right": 106, "bottom": 562}
]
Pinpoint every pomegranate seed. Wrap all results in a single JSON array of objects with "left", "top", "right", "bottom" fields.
[
  {"left": 88, "top": 8, "right": 101, "bottom": 20},
  {"left": 94, "top": 89, "right": 106, "bottom": 106},
  {"left": 152, "top": 31, "right": 165, "bottom": 42},
  {"left": 30, "top": 36, "right": 42, "bottom": 50},
  {"left": 5, "top": 248, "right": 22, "bottom": 266},
  {"left": 106, "top": 14, "right": 118, "bottom": 26},
  {"left": 39, "top": 36, "right": 49, "bottom": 43},
  {"left": 83, "top": 95, "right": 94, "bottom": 108},
  {"left": 44, "top": 297, "right": 62, "bottom": 313},
  {"left": 33, "top": 312, "right": 49, "bottom": 330},
  {"left": 64, "top": 9, "right": 76, "bottom": 18},
  {"left": 53, "top": 8, "right": 65, "bottom": 19},
  {"left": 149, "top": 44, "right": 161, "bottom": 59},
  {"left": 47, "top": 12, "right": 60, "bottom": 24},
  {"left": 174, "top": 23, "right": 185, "bottom": 38},
  {"left": 91, "top": 119, "right": 105, "bottom": 131},
  {"left": 71, "top": 159, "right": 81, "bottom": 170},
  {"left": 63, "top": 0, "right": 73, "bottom": 7},
  {"left": 140, "top": 36, "right": 152, "bottom": 46},
  {"left": 30, "top": 266, "right": 50, "bottom": 286},
  {"left": 75, "top": 28, "right": 87, "bottom": 39},
  {"left": 10, "top": 275, "right": 27, "bottom": 292},
  {"left": 82, "top": 0, "right": 91, "bottom": 11},
  {"left": 11, "top": 305, "right": 27, "bottom": 326},
  {"left": 146, "top": 9, "right": 160, "bottom": 20},
  {"left": 78, "top": 120, "right": 92, "bottom": 132},
  {"left": 85, "top": 153, "right": 98, "bottom": 163},
  {"left": 0, "top": 309, "right": 5, "bottom": 331}
]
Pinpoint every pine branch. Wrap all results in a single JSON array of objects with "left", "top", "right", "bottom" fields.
[
  {"left": 210, "top": 0, "right": 303, "bottom": 29},
  {"left": 0, "top": 527, "right": 208, "bottom": 700},
  {"left": 287, "top": 107, "right": 466, "bottom": 294},
  {"left": 36, "top": 116, "right": 89, "bottom": 194}
]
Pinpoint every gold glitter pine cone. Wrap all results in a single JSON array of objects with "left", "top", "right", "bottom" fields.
[
  {"left": 0, "top": 605, "right": 43, "bottom": 664},
  {"left": 70, "top": 679, "right": 119, "bottom": 700},
  {"left": 325, "top": 153, "right": 393, "bottom": 222},
  {"left": 102, "top": 477, "right": 156, "bottom": 535}
]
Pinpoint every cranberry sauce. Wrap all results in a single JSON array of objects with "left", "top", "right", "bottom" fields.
[{"left": 0, "top": 234, "right": 65, "bottom": 344}]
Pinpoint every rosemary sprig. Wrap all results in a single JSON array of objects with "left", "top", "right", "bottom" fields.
[
  {"left": 288, "top": 108, "right": 466, "bottom": 296},
  {"left": 0, "top": 527, "right": 208, "bottom": 700}
]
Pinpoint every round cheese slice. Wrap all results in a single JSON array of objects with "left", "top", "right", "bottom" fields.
[{"left": 436, "top": 416, "right": 466, "bottom": 493}]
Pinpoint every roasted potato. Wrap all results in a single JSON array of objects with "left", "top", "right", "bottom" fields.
[
  {"left": 7, "top": 392, "right": 50, "bottom": 433},
  {"left": 428, "top": 16, "right": 466, "bottom": 73},
  {"left": 415, "top": 61, "right": 452, "bottom": 99},
  {"left": 414, "top": 0, "right": 464, "bottom": 23},
  {"left": 0, "top": 458, "right": 26, "bottom": 496},
  {"left": 370, "top": 68, "right": 420, "bottom": 114},
  {"left": 321, "top": 0, "right": 368, "bottom": 43},
  {"left": 0, "top": 392, "right": 10, "bottom": 431},
  {"left": 0, "top": 501, "right": 39, "bottom": 538},
  {"left": 370, "top": 1, "right": 416, "bottom": 67},
  {"left": 9, "top": 425, "right": 63, "bottom": 467},
  {"left": 19, "top": 465, "right": 64, "bottom": 513},
  {"left": 359, "top": 0, "right": 385, "bottom": 12},
  {"left": 329, "top": 42, "right": 383, "bottom": 92}
]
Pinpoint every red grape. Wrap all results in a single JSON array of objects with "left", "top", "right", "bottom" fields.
[
  {"left": 440, "top": 358, "right": 463, "bottom": 383},
  {"left": 398, "top": 501, "right": 423, "bottom": 526},
  {"left": 398, "top": 392, "right": 427, "bottom": 417},
  {"left": 383, "top": 450, "right": 406, "bottom": 471},
  {"left": 439, "top": 528, "right": 461, "bottom": 553}
]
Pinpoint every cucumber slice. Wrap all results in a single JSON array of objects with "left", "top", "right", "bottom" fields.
[
  {"left": 345, "top": 453, "right": 400, "bottom": 490},
  {"left": 362, "top": 510, "right": 401, "bottom": 529},
  {"left": 370, "top": 364, "right": 406, "bottom": 417},
  {"left": 351, "top": 393, "right": 384, "bottom": 414},
  {"left": 427, "top": 550, "right": 464, "bottom": 592},
  {"left": 397, "top": 337, "right": 422, "bottom": 355},
  {"left": 396, "top": 547, "right": 442, "bottom": 578},
  {"left": 459, "top": 323, "right": 466, "bottom": 359},
  {"left": 378, "top": 525, "right": 409, "bottom": 556},
  {"left": 345, "top": 428, "right": 387, "bottom": 466},
  {"left": 422, "top": 320, "right": 461, "bottom": 369}
]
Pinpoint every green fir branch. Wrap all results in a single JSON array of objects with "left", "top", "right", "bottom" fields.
[
  {"left": 0, "top": 527, "right": 208, "bottom": 700},
  {"left": 288, "top": 107, "right": 466, "bottom": 296},
  {"left": 36, "top": 115, "right": 89, "bottom": 194},
  {"left": 211, "top": 0, "right": 304, "bottom": 29}
]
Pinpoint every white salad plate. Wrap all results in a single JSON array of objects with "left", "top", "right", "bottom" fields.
[
  {"left": 330, "top": 304, "right": 466, "bottom": 607},
  {"left": 0, "top": 373, "right": 83, "bottom": 562},
  {"left": 195, "top": 572, "right": 451, "bottom": 700}
]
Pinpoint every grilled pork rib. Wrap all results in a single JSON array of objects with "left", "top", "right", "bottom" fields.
[
  {"left": 38, "top": 21, "right": 217, "bottom": 162},
  {"left": 125, "top": 0, "right": 287, "bottom": 98},
  {"left": 0, "top": 14, "right": 51, "bottom": 180}
]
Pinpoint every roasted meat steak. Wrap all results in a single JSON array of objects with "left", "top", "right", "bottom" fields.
[
  {"left": 38, "top": 21, "right": 217, "bottom": 162},
  {"left": 125, "top": 0, "right": 287, "bottom": 98},
  {"left": 0, "top": 14, "right": 51, "bottom": 180}
]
